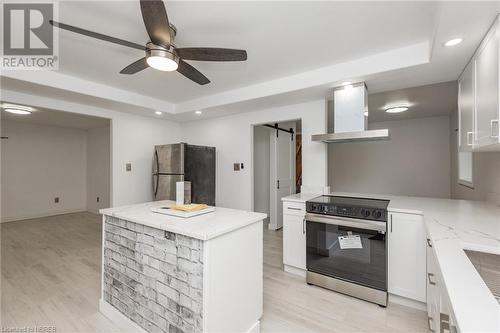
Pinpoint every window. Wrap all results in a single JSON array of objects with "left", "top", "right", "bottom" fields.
[{"left": 458, "top": 151, "right": 474, "bottom": 188}]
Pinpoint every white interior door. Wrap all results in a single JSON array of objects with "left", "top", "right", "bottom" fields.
[{"left": 269, "top": 122, "right": 296, "bottom": 230}]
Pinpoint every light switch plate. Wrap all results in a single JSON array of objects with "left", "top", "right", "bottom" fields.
[
  {"left": 233, "top": 163, "right": 240, "bottom": 171},
  {"left": 126, "top": 163, "right": 132, "bottom": 172}
]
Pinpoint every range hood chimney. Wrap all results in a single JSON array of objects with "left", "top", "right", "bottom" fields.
[{"left": 312, "top": 82, "right": 390, "bottom": 143}]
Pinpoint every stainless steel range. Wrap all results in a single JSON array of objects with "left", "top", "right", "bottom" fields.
[{"left": 305, "top": 195, "right": 390, "bottom": 306}]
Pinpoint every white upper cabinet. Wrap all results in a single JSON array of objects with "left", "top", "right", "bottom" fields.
[
  {"left": 461, "top": 16, "right": 500, "bottom": 151},
  {"left": 458, "top": 61, "right": 475, "bottom": 152},
  {"left": 475, "top": 20, "right": 500, "bottom": 149}
]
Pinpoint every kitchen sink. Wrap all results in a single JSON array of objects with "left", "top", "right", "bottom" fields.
[{"left": 465, "top": 250, "right": 500, "bottom": 304}]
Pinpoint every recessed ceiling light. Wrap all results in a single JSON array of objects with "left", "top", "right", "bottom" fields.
[
  {"left": 385, "top": 106, "right": 409, "bottom": 113},
  {"left": 195, "top": 110, "right": 202, "bottom": 115},
  {"left": 2, "top": 104, "right": 35, "bottom": 115},
  {"left": 155, "top": 111, "right": 163, "bottom": 115},
  {"left": 444, "top": 38, "right": 463, "bottom": 47},
  {"left": 4, "top": 108, "right": 32, "bottom": 115}
]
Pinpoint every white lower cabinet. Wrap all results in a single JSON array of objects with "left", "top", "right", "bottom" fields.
[
  {"left": 426, "top": 237, "right": 459, "bottom": 333},
  {"left": 283, "top": 204, "right": 306, "bottom": 271},
  {"left": 388, "top": 212, "right": 426, "bottom": 302},
  {"left": 426, "top": 236, "right": 441, "bottom": 332}
]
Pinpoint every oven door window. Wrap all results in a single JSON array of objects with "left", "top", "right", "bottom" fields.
[{"left": 306, "top": 221, "right": 386, "bottom": 291}]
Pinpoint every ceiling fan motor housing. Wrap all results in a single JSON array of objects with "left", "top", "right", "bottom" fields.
[{"left": 146, "top": 42, "right": 179, "bottom": 65}]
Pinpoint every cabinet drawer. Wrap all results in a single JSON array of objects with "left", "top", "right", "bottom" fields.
[{"left": 283, "top": 201, "right": 306, "bottom": 216}]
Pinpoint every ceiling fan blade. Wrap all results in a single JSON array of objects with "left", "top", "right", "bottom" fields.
[
  {"left": 120, "top": 58, "right": 149, "bottom": 74},
  {"left": 140, "top": 0, "right": 171, "bottom": 47},
  {"left": 177, "top": 60, "right": 210, "bottom": 85},
  {"left": 50, "top": 20, "right": 144, "bottom": 51},
  {"left": 176, "top": 48, "right": 247, "bottom": 62}
]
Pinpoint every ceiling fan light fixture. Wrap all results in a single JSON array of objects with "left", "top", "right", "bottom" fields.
[
  {"left": 147, "top": 55, "right": 178, "bottom": 71},
  {"left": 146, "top": 43, "right": 179, "bottom": 72}
]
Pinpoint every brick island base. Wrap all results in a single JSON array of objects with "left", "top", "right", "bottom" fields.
[{"left": 99, "top": 214, "right": 263, "bottom": 333}]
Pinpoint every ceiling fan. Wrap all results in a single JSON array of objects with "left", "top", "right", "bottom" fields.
[{"left": 50, "top": 0, "right": 247, "bottom": 85}]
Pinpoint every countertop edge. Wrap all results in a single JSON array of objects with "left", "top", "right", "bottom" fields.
[
  {"left": 281, "top": 193, "right": 323, "bottom": 203},
  {"left": 100, "top": 202, "right": 267, "bottom": 241},
  {"left": 102, "top": 211, "right": 267, "bottom": 241}
]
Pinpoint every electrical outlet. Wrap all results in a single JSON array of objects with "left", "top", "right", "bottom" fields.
[
  {"left": 54, "top": 197, "right": 60, "bottom": 203},
  {"left": 126, "top": 163, "right": 132, "bottom": 172},
  {"left": 97, "top": 197, "right": 100, "bottom": 203}
]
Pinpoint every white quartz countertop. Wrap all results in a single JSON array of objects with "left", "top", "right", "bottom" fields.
[
  {"left": 281, "top": 192, "right": 322, "bottom": 203},
  {"left": 100, "top": 201, "right": 267, "bottom": 241},
  {"left": 329, "top": 192, "right": 500, "bottom": 333},
  {"left": 327, "top": 192, "right": 500, "bottom": 254}
]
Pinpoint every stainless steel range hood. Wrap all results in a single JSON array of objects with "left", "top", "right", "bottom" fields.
[{"left": 312, "top": 82, "right": 390, "bottom": 143}]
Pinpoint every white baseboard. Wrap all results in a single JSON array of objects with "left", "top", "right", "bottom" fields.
[
  {"left": 284, "top": 264, "right": 306, "bottom": 278},
  {"left": 99, "top": 299, "right": 147, "bottom": 333},
  {"left": 1, "top": 208, "right": 87, "bottom": 223},
  {"left": 389, "top": 294, "right": 426, "bottom": 311},
  {"left": 245, "top": 320, "right": 260, "bottom": 333}
]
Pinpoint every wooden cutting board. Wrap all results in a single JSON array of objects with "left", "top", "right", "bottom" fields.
[{"left": 151, "top": 206, "right": 215, "bottom": 218}]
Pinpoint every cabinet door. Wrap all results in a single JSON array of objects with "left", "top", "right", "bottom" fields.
[
  {"left": 388, "top": 212, "right": 426, "bottom": 302},
  {"left": 458, "top": 61, "right": 475, "bottom": 152},
  {"left": 426, "top": 237, "right": 440, "bottom": 333},
  {"left": 283, "top": 213, "right": 306, "bottom": 270},
  {"left": 475, "top": 22, "right": 499, "bottom": 147}
]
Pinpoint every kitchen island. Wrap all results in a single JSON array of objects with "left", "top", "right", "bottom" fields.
[{"left": 99, "top": 201, "right": 266, "bottom": 333}]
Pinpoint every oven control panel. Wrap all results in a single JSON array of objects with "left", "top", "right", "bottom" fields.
[{"left": 306, "top": 196, "right": 388, "bottom": 222}]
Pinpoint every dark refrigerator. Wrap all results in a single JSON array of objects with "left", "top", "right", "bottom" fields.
[{"left": 152, "top": 143, "right": 216, "bottom": 206}]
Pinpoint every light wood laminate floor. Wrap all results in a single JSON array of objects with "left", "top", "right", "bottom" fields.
[{"left": 1, "top": 213, "right": 428, "bottom": 332}]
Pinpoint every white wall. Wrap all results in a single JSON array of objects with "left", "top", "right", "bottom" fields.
[
  {"left": 450, "top": 110, "right": 500, "bottom": 204},
  {"left": 1, "top": 90, "right": 183, "bottom": 207},
  {"left": 111, "top": 114, "right": 182, "bottom": 206},
  {"left": 87, "top": 126, "right": 111, "bottom": 213},
  {"left": 1, "top": 120, "right": 88, "bottom": 221},
  {"left": 253, "top": 126, "right": 271, "bottom": 216},
  {"left": 329, "top": 116, "right": 451, "bottom": 198},
  {"left": 182, "top": 99, "right": 327, "bottom": 210}
]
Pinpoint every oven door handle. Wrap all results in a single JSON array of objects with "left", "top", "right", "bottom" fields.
[{"left": 305, "top": 213, "right": 387, "bottom": 232}]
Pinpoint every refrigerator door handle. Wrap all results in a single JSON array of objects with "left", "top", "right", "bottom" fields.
[
  {"left": 153, "top": 148, "right": 160, "bottom": 199},
  {"left": 154, "top": 148, "right": 160, "bottom": 175},
  {"left": 154, "top": 174, "right": 159, "bottom": 198}
]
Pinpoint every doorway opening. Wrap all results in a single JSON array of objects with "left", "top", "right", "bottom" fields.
[{"left": 253, "top": 119, "right": 302, "bottom": 230}]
